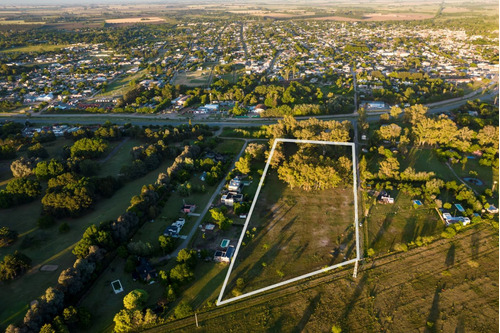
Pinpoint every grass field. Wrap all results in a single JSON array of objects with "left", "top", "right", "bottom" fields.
[
  {"left": 366, "top": 191, "right": 444, "bottom": 253},
  {"left": 99, "top": 138, "right": 142, "bottom": 176},
  {"left": 222, "top": 170, "right": 356, "bottom": 300},
  {"left": 95, "top": 69, "right": 148, "bottom": 98},
  {"left": 173, "top": 70, "right": 210, "bottom": 87},
  {"left": 145, "top": 222, "right": 498, "bottom": 333},
  {"left": 0, "top": 158, "right": 174, "bottom": 329},
  {"left": 0, "top": 44, "right": 70, "bottom": 53}
]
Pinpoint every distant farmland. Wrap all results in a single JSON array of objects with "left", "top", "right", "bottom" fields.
[{"left": 105, "top": 17, "right": 165, "bottom": 24}]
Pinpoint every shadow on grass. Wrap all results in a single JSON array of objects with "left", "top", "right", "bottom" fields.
[
  {"left": 471, "top": 232, "right": 479, "bottom": 260},
  {"left": 191, "top": 267, "right": 228, "bottom": 308},
  {"left": 238, "top": 232, "right": 296, "bottom": 295},
  {"left": 445, "top": 243, "right": 455, "bottom": 267},
  {"left": 424, "top": 284, "right": 444, "bottom": 333},
  {"left": 291, "top": 293, "right": 321, "bottom": 333},
  {"left": 342, "top": 273, "right": 368, "bottom": 320}
]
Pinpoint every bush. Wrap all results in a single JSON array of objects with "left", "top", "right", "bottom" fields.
[
  {"left": 0, "top": 251, "right": 32, "bottom": 281},
  {"left": 441, "top": 226, "right": 457, "bottom": 239},
  {"left": 123, "top": 289, "right": 149, "bottom": 310},
  {"left": 125, "top": 256, "right": 137, "bottom": 273},
  {"left": 117, "top": 245, "right": 128, "bottom": 259},
  {"left": 174, "top": 301, "right": 193, "bottom": 319},
  {"left": 393, "top": 243, "right": 408, "bottom": 252},
  {"left": 37, "top": 215, "right": 55, "bottom": 229},
  {"left": 0, "top": 227, "right": 18, "bottom": 247},
  {"left": 59, "top": 222, "right": 70, "bottom": 234}
]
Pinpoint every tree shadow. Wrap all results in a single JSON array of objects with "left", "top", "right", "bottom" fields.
[
  {"left": 267, "top": 315, "right": 285, "bottom": 332},
  {"left": 424, "top": 284, "right": 444, "bottom": 333},
  {"left": 291, "top": 293, "right": 321, "bottom": 333},
  {"left": 455, "top": 316, "right": 465, "bottom": 333},
  {"left": 402, "top": 216, "right": 419, "bottom": 243},
  {"left": 191, "top": 267, "right": 229, "bottom": 307},
  {"left": 280, "top": 215, "right": 298, "bottom": 232},
  {"left": 471, "top": 232, "right": 479, "bottom": 260},
  {"left": 445, "top": 243, "right": 455, "bottom": 267},
  {"left": 342, "top": 273, "right": 368, "bottom": 320},
  {"left": 369, "top": 202, "right": 399, "bottom": 249}
]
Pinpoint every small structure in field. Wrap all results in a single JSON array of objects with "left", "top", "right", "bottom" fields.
[
  {"left": 181, "top": 204, "right": 196, "bottom": 213},
  {"left": 111, "top": 280, "right": 124, "bottom": 294},
  {"left": 377, "top": 190, "right": 394, "bottom": 204}
]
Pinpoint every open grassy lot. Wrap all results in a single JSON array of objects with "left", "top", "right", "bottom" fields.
[
  {"left": 450, "top": 157, "right": 498, "bottom": 194},
  {"left": 173, "top": 70, "right": 210, "bottom": 87},
  {"left": 145, "top": 222, "right": 499, "bottom": 333},
  {"left": 99, "top": 138, "right": 142, "bottom": 176},
  {"left": 366, "top": 190, "right": 444, "bottom": 253},
  {"left": 0, "top": 44, "right": 69, "bottom": 53},
  {"left": 95, "top": 69, "right": 148, "bottom": 98},
  {"left": 399, "top": 148, "right": 455, "bottom": 182},
  {"left": 222, "top": 171, "right": 356, "bottom": 300},
  {"left": 76, "top": 257, "right": 167, "bottom": 333},
  {"left": 0, "top": 158, "right": 174, "bottom": 328},
  {"left": 212, "top": 139, "right": 244, "bottom": 156}
]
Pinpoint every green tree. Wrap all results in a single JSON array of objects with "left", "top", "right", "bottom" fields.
[
  {"left": 235, "top": 156, "right": 251, "bottom": 174},
  {"left": 174, "top": 302, "right": 193, "bottom": 319},
  {"left": 0, "top": 227, "right": 18, "bottom": 247},
  {"left": 0, "top": 251, "right": 32, "bottom": 281},
  {"left": 123, "top": 289, "right": 149, "bottom": 310}
]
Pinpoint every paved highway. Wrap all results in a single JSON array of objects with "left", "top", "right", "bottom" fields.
[{"left": 1, "top": 87, "right": 497, "bottom": 127}]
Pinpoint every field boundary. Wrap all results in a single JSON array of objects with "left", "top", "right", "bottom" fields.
[{"left": 216, "top": 138, "right": 359, "bottom": 306}]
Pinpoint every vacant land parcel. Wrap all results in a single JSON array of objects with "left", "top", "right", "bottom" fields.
[{"left": 220, "top": 140, "right": 357, "bottom": 302}]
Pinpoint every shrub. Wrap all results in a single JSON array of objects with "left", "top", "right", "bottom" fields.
[
  {"left": 123, "top": 289, "right": 149, "bottom": 310},
  {"left": 393, "top": 243, "right": 408, "bottom": 252},
  {"left": 59, "top": 222, "right": 70, "bottom": 234},
  {"left": 37, "top": 215, "right": 55, "bottom": 229},
  {"left": 174, "top": 302, "right": 193, "bottom": 319},
  {"left": 0, "top": 227, "right": 18, "bottom": 247},
  {"left": 441, "top": 227, "right": 456, "bottom": 239},
  {"left": 0, "top": 251, "right": 32, "bottom": 281}
]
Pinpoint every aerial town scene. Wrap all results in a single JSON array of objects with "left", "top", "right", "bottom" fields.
[{"left": 0, "top": 0, "right": 498, "bottom": 332}]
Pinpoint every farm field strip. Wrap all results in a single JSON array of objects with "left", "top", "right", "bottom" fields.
[{"left": 144, "top": 224, "right": 498, "bottom": 332}]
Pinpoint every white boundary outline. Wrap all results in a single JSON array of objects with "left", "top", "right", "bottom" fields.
[{"left": 216, "top": 138, "right": 359, "bottom": 306}]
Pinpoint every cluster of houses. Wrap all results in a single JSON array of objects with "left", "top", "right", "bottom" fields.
[
  {"left": 22, "top": 124, "right": 82, "bottom": 137},
  {"left": 220, "top": 176, "right": 251, "bottom": 207},
  {"left": 1, "top": 19, "right": 497, "bottom": 115}
]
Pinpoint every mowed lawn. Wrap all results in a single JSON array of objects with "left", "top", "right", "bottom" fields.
[
  {"left": 76, "top": 139, "right": 245, "bottom": 331},
  {"left": 0, "top": 158, "right": 173, "bottom": 328},
  {"left": 99, "top": 138, "right": 143, "bottom": 176},
  {"left": 224, "top": 172, "right": 356, "bottom": 299},
  {"left": 366, "top": 191, "right": 444, "bottom": 254}
]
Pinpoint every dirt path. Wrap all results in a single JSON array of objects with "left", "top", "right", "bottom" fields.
[{"left": 99, "top": 137, "right": 130, "bottom": 164}]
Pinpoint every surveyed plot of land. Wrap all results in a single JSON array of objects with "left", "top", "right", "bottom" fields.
[{"left": 221, "top": 141, "right": 357, "bottom": 302}]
